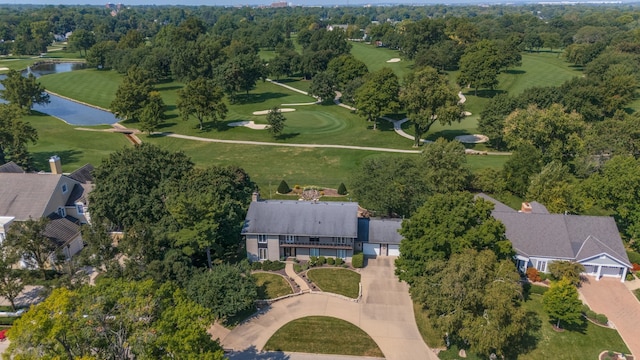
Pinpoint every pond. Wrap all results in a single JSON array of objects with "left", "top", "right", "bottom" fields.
[{"left": 0, "top": 62, "right": 118, "bottom": 126}]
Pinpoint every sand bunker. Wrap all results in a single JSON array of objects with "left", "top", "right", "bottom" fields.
[
  {"left": 386, "top": 58, "right": 401, "bottom": 63},
  {"left": 463, "top": 111, "right": 472, "bottom": 116},
  {"left": 227, "top": 121, "right": 269, "bottom": 130},
  {"left": 455, "top": 134, "right": 489, "bottom": 144},
  {"left": 0, "top": 67, "right": 9, "bottom": 71},
  {"left": 252, "top": 108, "right": 296, "bottom": 115}
]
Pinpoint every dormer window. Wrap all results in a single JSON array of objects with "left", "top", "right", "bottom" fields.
[
  {"left": 57, "top": 207, "right": 66, "bottom": 218},
  {"left": 75, "top": 203, "right": 84, "bottom": 214},
  {"left": 61, "top": 184, "right": 68, "bottom": 194}
]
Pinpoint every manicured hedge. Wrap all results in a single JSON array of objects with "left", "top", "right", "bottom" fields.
[{"left": 352, "top": 253, "right": 364, "bottom": 268}]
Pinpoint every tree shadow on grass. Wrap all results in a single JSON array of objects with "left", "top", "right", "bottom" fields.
[
  {"left": 504, "top": 69, "right": 526, "bottom": 75},
  {"left": 502, "top": 310, "right": 542, "bottom": 359},
  {"left": 32, "top": 149, "right": 82, "bottom": 171},
  {"left": 235, "top": 92, "right": 288, "bottom": 105},
  {"left": 466, "top": 89, "right": 506, "bottom": 99},
  {"left": 227, "top": 345, "right": 291, "bottom": 360},
  {"left": 554, "top": 318, "right": 588, "bottom": 334},
  {"left": 275, "top": 132, "right": 300, "bottom": 140},
  {"left": 155, "top": 85, "right": 182, "bottom": 92},
  {"left": 425, "top": 129, "right": 472, "bottom": 142}
]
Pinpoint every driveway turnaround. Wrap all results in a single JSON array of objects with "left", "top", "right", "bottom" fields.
[
  {"left": 221, "top": 257, "right": 438, "bottom": 360},
  {"left": 580, "top": 277, "right": 640, "bottom": 357}
]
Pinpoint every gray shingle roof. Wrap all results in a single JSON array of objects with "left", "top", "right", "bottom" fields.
[
  {"left": 368, "top": 218, "right": 403, "bottom": 244},
  {"left": 45, "top": 213, "right": 81, "bottom": 247},
  {"left": 529, "top": 201, "right": 549, "bottom": 214},
  {"left": 67, "top": 164, "right": 94, "bottom": 184},
  {"left": 484, "top": 194, "right": 631, "bottom": 267},
  {"left": 0, "top": 173, "right": 67, "bottom": 221},
  {"left": 475, "top": 193, "right": 516, "bottom": 213},
  {"left": 242, "top": 200, "right": 359, "bottom": 237},
  {"left": 0, "top": 162, "right": 24, "bottom": 174}
]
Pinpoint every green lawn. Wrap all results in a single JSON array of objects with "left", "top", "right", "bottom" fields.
[
  {"left": 634, "top": 289, "right": 640, "bottom": 302},
  {"left": 253, "top": 272, "right": 293, "bottom": 299},
  {"left": 419, "top": 293, "right": 630, "bottom": 359},
  {"left": 264, "top": 316, "right": 383, "bottom": 357},
  {"left": 25, "top": 113, "right": 130, "bottom": 171},
  {"left": 37, "top": 69, "right": 123, "bottom": 110},
  {"left": 350, "top": 42, "right": 413, "bottom": 80},
  {"left": 306, "top": 268, "right": 360, "bottom": 298}
]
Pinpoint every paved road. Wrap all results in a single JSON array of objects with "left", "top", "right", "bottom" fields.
[
  {"left": 580, "top": 277, "right": 640, "bottom": 357},
  {"left": 221, "top": 257, "right": 438, "bottom": 360}
]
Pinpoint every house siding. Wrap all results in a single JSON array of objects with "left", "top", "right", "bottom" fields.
[
  {"left": 43, "top": 177, "right": 80, "bottom": 217},
  {"left": 246, "top": 235, "right": 259, "bottom": 262},
  {"left": 267, "top": 237, "right": 279, "bottom": 261}
]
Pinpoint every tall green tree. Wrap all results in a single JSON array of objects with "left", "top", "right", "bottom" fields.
[
  {"left": 326, "top": 54, "right": 368, "bottom": 89},
  {"left": 166, "top": 166, "right": 255, "bottom": 268},
  {"left": 5, "top": 217, "right": 57, "bottom": 279},
  {"left": 548, "top": 261, "right": 585, "bottom": 287},
  {"left": 90, "top": 143, "right": 194, "bottom": 229},
  {"left": 421, "top": 138, "right": 471, "bottom": 193},
  {"left": 351, "top": 156, "right": 427, "bottom": 218},
  {"left": 308, "top": 71, "right": 336, "bottom": 104},
  {"left": 68, "top": 29, "right": 96, "bottom": 57},
  {"left": 177, "top": 78, "right": 228, "bottom": 131},
  {"left": 0, "top": 104, "right": 38, "bottom": 169},
  {"left": 526, "top": 161, "right": 585, "bottom": 214},
  {"left": 186, "top": 263, "right": 257, "bottom": 320},
  {"left": 0, "top": 70, "right": 50, "bottom": 111},
  {"left": 7, "top": 280, "right": 225, "bottom": 359},
  {"left": 458, "top": 40, "right": 503, "bottom": 95},
  {"left": 542, "top": 278, "right": 584, "bottom": 330},
  {"left": 138, "top": 91, "right": 165, "bottom": 134},
  {"left": 401, "top": 67, "right": 463, "bottom": 146},
  {"left": 110, "top": 66, "right": 153, "bottom": 123},
  {"left": 354, "top": 68, "right": 399, "bottom": 130},
  {"left": 396, "top": 192, "right": 513, "bottom": 284},
  {"left": 266, "top": 106, "right": 286, "bottom": 138},
  {"left": 411, "top": 250, "right": 528, "bottom": 358},
  {"left": 503, "top": 144, "right": 544, "bottom": 197},
  {"left": 0, "top": 241, "right": 25, "bottom": 311}
]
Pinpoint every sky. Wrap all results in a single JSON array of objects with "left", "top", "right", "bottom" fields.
[{"left": 2, "top": 0, "right": 630, "bottom": 6}]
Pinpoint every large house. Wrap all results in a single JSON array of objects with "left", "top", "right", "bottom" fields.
[
  {"left": 0, "top": 156, "right": 93, "bottom": 265},
  {"left": 479, "top": 194, "right": 632, "bottom": 282},
  {"left": 243, "top": 194, "right": 402, "bottom": 262}
]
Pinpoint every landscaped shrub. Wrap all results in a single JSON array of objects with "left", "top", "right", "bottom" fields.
[
  {"left": 529, "top": 284, "right": 548, "bottom": 295},
  {"left": 318, "top": 256, "right": 326, "bottom": 266},
  {"left": 327, "top": 257, "right": 335, "bottom": 265},
  {"left": 309, "top": 256, "right": 318, "bottom": 267},
  {"left": 335, "top": 258, "right": 344, "bottom": 266},
  {"left": 263, "top": 260, "right": 285, "bottom": 271},
  {"left": 277, "top": 180, "right": 291, "bottom": 194},
  {"left": 251, "top": 262, "right": 263, "bottom": 271},
  {"left": 596, "top": 313, "right": 608, "bottom": 325},
  {"left": 337, "top": 182, "right": 348, "bottom": 195},
  {"left": 632, "top": 263, "right": 640, "bottom": 272},
  {"left": 293, "top": 264, "right": 302, "bottom": 273},
  {"left": 301, "top": 263, "right": 309, "bottom": 271},
  {"left": 626, "top": 272, "right": 635, "bottom": 281},
  {"left": 352, "top": 252, "right": 364, "bottom": 268},
  {"left": 539, "top": 272, "right": 552, "bottom": 281},
  {"left": 526, "top": 267, "right": 541, "bottom": 282},
  {"left": 627, "top": 251, "right": 640, "bottom": 265},
  {"left": 0, "top": 317, "right": 17, "bottom": 326},
  {"left": 586, "top": 310, "right": 597, "bottom": 320}
]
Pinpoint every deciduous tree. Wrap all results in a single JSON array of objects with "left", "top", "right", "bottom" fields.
[
  {"left": 6, "top": 217, "right": 58, "bottom": 279},
  {"left": 548, "top": 261, "right": 585, "bottom": 287},
  {"left": 177, "top": 78, "right": 227, "bottom": 130},
  {"left": 354, "top": 68, "right": 399, "bottom": 130},
  {"left": 308, "top": 71, "right": 336, "bottom": 104},
  {"left": 0, "top": 241, "right": 24, "bottom": 311},
  {"left": 110, "top": 66, "right": 153, "bottom": 123},
  {"left": 0, "top": 70, "right": 50, "bottom": 111},
  {"left": 0, "top": 104, "right": 38, "bottom": 169},
  {"left": 138, "top": 91, "right": 165, "bottom": 134},
  {"left": 401, "top": 67, "right": 463, "bottom": 146},
  {"left": 421, "top": 138, "right": 471, "bottom": 193},
  {"left": 266, "top": 106, "right": 286, "bottom": 138},
  {"left": 543, "top": 278, "right": 584, "bottom": 329}
]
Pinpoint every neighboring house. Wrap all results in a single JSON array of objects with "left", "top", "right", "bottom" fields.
[
  {"left": 327, "top": 24, "right": 349, "bottom": 32},
  {"left": 478, "top": 194, "right": 632, "bottom": 282},
  {"left": 243, "top": 194, "right": 403, "bottom": 262},
  {"left": 0, "top": 156, "right": 94, "bottom": 266}
]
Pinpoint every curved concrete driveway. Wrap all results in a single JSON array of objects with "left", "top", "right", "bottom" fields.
[{"left": 221, "top": 257, "right": 438, "bottom": 360}]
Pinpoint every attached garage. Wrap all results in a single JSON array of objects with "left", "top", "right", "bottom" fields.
[
  {"left": 363, "top": 243, "right": 380, "bottom": 256},
  {"left": 388, "top": 244, "right": 400, "bottom": 256}
]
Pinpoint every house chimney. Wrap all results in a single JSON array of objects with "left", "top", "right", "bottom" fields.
[
  {"left": 251, "top": 192, "right": 260, "bottom": 202},
  {"left": 520, "top": 202, "right": 532, "bottom": 213},
  {"left": 49, "top": 155, "right": 62, "bottom": 174}
]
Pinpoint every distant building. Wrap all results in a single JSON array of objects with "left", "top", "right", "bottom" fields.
[{"left": 270, "top": 1, "right": 288, "bottom": 7}]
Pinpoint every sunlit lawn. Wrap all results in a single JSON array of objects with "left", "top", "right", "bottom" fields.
[
  {"left": 306, "top": 268, "right": 360, "bottom": 298},
  {"left": 264, "top": 316, "right": 383, "bottom": 357},
  {"left": 350, "top": 41, "right": 413, "bottom": 80}
]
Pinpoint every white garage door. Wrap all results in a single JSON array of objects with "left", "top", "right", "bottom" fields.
[
  {"left": 388, "top": 245, "right": 400, "bottom": 256},
  {"left": 363, "top": 243, "right": 380, "bottom": 256}
]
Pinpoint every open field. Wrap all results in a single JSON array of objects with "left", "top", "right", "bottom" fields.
[
  {"left": 25, "top": 113, "right": 130, "bottom": 171},
  {"left": 264, "top": 316, "right": 383, "bottom": 357},
  {"left": 417, "top": 293, "right": 630, "bottom": 360}
]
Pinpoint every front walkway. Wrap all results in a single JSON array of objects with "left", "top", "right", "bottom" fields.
[
  {"left": 221, "top": 257, "right": 438, "bottom": 360},
  {"left": 580, "top": 277, "right": 640, "bottom": 357}
]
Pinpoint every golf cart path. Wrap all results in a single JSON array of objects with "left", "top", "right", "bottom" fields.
[{"left": 221, "top": 257, "right": 439, "bottom": 360}]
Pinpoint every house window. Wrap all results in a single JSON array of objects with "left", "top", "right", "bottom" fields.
[
  {"left": 57, "top": 207, "right": 66, "bottom": 218},
  {"left": 258, "top": 248, "right": 268, "bottom": 260},
  {"left": 258, "top": 235, "right": 268, "bottom": 243},
  {"left": 75, "top": 203, "right": 84, "bottom": 214},
  {"left": 337, "top": 249, "right": 347, "bottom": 259},
  {"left": 285, "top": 235, "right": 296, "bottom": 244},
  {"left": 310, "top": 248, "right": 320, "bottom": 257},
  {"left": 334, "top": 237, "right": 348, "bottom": 244},
  {"left": 61, "top": 184, "right": 68, "bottom": 194},
  {"left": 310, "top": 237, "right": 319, "bottom": 242},
  {"left": 536, "top": 260, "right": 547, "bottom": 272}
]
